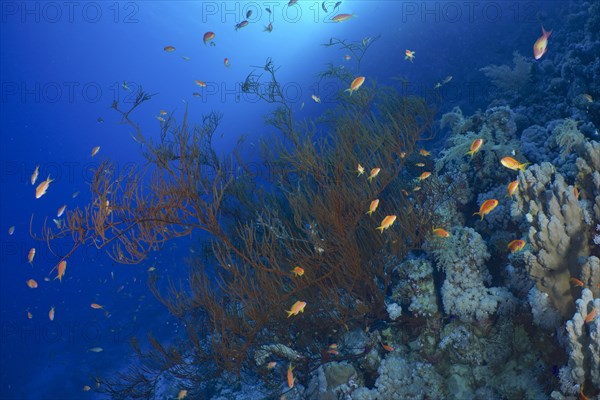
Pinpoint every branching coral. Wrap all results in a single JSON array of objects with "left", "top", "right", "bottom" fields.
[
  {"left": 480, "top": 51, "right": 532, "bottom": 94},
  {"left": 561, "top": 288, "right": 600, "bottom": 395},
  {"left": 38, "top": 59, "right": 437, "bottom": 395}
]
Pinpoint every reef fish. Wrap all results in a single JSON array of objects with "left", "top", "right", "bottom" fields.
[
  {"left": 377, "top": 215, "right": 397, "bottom": 233},
  {"left": 405, "top": 50, "right": 415, "bottom": 62},
  {"left": 357, "top": 163, "right": 365, "bottom": 176},
  {"left": 433, "top": 228, "right": 450, "bottom": 238},
  {"left": 501, "top": 157, "right": 529, "bottom": 171},
  {"left": 8, "top": 226, "right": 14, "bottom": 235},
  {"left": 224, "top": 58, "right": 230, "bottom": 67},
  {"left": 55, "top": 260, "right": 67, "bottom": 283},
  {"left": 163, "top": 45, "right": 176, "bottom": 52},
  {"left": 264, "top": 22, "right": 273, "bottom": 32},
  {"left": 345, "top": 76, "right": 365, "bottom": 95},
  {"left": 48, "top": 306, "right": 55, "bottom": 321},
  {"left": 286, "top": 301, "right": 306, "bottom": 317},
  {"left": 194, "top": 80, "right": 207, "bottom": 87},
  {"left": 473, "top": 199, "right": 498, "bottom": 220},
  {"left": 235, "top": 20, "right": 249, "bottom": 30},
  {"left": 26, "top": 279, "right": 38, "bottom": 289},
  {"left": 533, "top": 26, "right": 552, "bottom": 60},
  {"left": 57, "top": 204, "right": 66, "bottom": 218},
  {"left": 28, "top": 247, "right": 36, "bottom": 265},
  {"left": 417, "top": 171, "right": 431, "bottom": 181},
  {"left": 203, "top": 32, "right": 215, "bottom": 45},
  {"left": 332, "top": 13, "right": 354, "bottom": 22},
  {"left": 177, "top": 389, "right": 188, "bottom": 399},
  {"left": 31, "top": 165, "right": 39, "bottom": 185},
  {"left": 506, "top": 180, "right": 519, "bottom": 198},
  {"left": 35, "top": 175, "right": 54, "bottom": 199},
  {"left": 507, "top": 239, "right": 526, "bottom": 253},
  {"left": 291, "top": 266, "right": 304, "bottom": 277},
  {"left": 585, "top": 309, "right": 597, "bottom": 323},
  {"left": 90, "top": 303, "right": 104, "bottom": 309},
  {"left": 466, "top": 138, "right": 483, "bottom": 158},
  {"left": 366, "top": 199, "right": 380, "bottom": 216},
  {"left": 367, "top": 167, "right": 381, "bottom": 182},
  {"left": 287, "top": 363, "right": 295, "bottom": 388}
]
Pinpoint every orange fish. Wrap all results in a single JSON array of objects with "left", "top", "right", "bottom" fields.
[
  {"left": 418, "top": 171, "right": 431, "bottom": 181},
  {"left": 54, "top": 260, "right": 67, "bottom": 283},
  {"left": 473, "top": 199, "right": 498, "bottom": 220},
  {"left": 357, "top": 163, "right": 365, "bottom": 176},
  {"left": 466, "top": 138, "right": 483, "bottom": 158},
  {"left": 163, "top": 45, "right": 176, "bottom": 52},
  {"left": 57, "top": 204, "right": 66, "bottom": 218},
  {"left": 366, "top": 199, "right": 379, "bottom": 216},
  {"left": 367, "top": 167, "right": 380, "bottom": 182},
  {"left": 287, "top": 363, "right": 295, "bottom": 388},
  {"left": 203, "top": 31, "right": 215, "bottom": 45},
  {"left": 377, "top": 215, "right": 396, "bottom": 233},
  {"left": 286, "top": 301, "right": 306, "bottom": 317},
  {"left": 332, "top": 13, "right": 354, "bottom": 22},
  {"left": 419, "top": 149, "right": 431, "bottom": 156},
  {"left": 35, "top": 175, "right": 54, "bottom": 199},
  {"left": 506, "top": 180, "right": 519, "bottom": 198},
  {"left": 177, "top": 389, "right": 188, "bottom": 399},
  {"left": 433, "top": 228, "right": 450, "bottom": 238},
  {"left": 585, "top": 308, "right": 597, "bottom": 324},
  {"left": 31, "top": 165, "right": 39, "bottom": 185},
  {"left": 573, "top": 185, "right": 580, "bottom": 200},
  {"left": 224, "top": 58, "right": 230, "bottom": 67},
  {"left": 291, "top": 266, "right": 304, "bottom": 277},
  {"left": 26, "top": 279, "right": 38, "bottom": 289},
  {"left": 413, "top": 186, "right": 421, "bottom": 192},
  {"left": 507, "top": 239, "right": 526, "bottom": 253},
  {"left": 27, "top": 311, "right": 33, "bottom": 319},
  {"left": 194, "top": 80, "right": 207, "bottom": 87},
  {"left": 381, "top": 343, "right": 394, "bottom": 352},
  {"left": 569, "top": 277, "right": 584, "bottom": 287},
  {"left": 27, "top": 247, "right": 36, "bottom": 265},
  {"left": 405, "top": 50, "right": 415, "bottom": 62},
  {"left": 91, "top": 146, "right": 100, "bottom": 157},
  {"left": 48, "top": 306, "right": 55, "bottom": 321},
  {"left": 90, "top": 303, "right": 104, "bottom": 309},
  {"left": 501, "top": 157, "right": 529, "bottom": 171},
  {"left": 267, "top": 361, "right": 277, "bottom": 370},
  {"left": 345, "top": 76, "right": 365, "bottom": 95},
  {"left": 533, "top": 26, "right": 552, "bottom": 60}
]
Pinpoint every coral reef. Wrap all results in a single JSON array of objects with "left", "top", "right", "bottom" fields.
[
  {"left": 480, "top": 52, "right": 532, "bottom": 96},
  {"left": 391, "top": 257, "right": 439, "bottom": 317},
  {"left": 512, "top": 162, "right": 589, "bottom": 318},
  {"left": 555, "top": 288, "right": 600, "bottom": 397},
  {"left": 351, "top": 356, "right": 446, "bottom": 400},
  {"left": 429, "top": 227, "right": 515, "bottom": 322}
]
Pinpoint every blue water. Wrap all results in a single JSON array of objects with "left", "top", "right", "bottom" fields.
[{"left": 0, "top": 1, "right": 570, "bottom": 399}]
